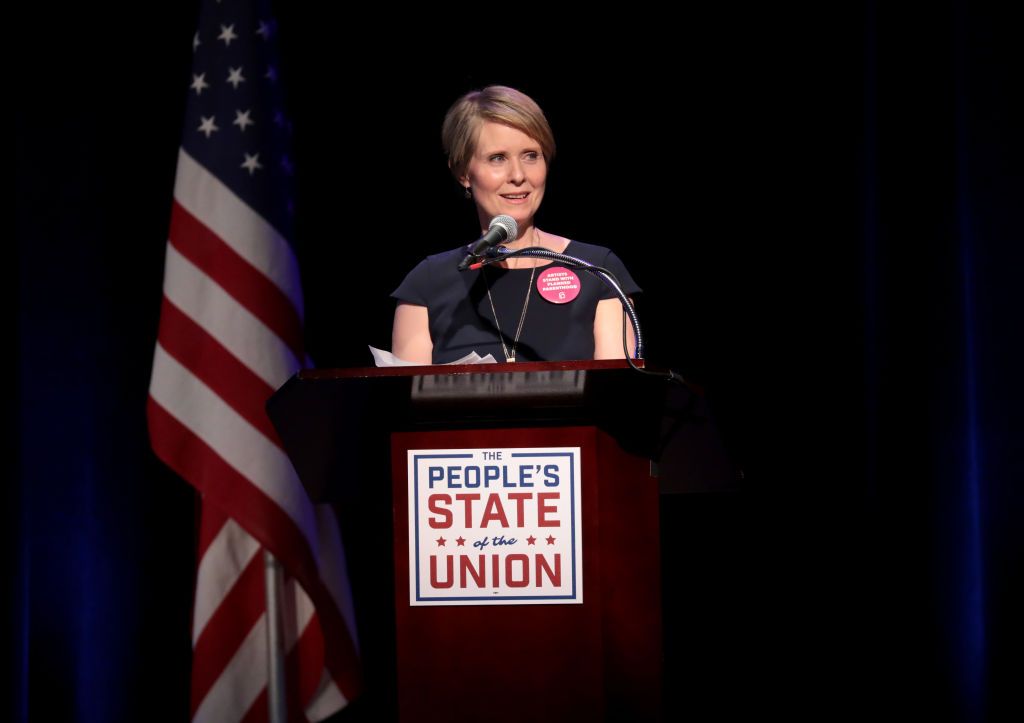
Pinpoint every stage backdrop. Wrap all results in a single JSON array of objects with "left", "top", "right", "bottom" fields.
[{"left": 13, "top": 3, "right": 1021, "bottom": 721}]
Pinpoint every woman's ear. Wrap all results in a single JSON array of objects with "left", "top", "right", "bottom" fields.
[{"left": 450, "top": 160, "right": 469, "bottom": 189}]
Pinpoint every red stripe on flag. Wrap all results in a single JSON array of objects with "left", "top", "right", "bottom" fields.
[
  {"left": 156, "top": 296, "right": 282, "bottom": 444},
  {"left": 239, "top": 689, "right": 270, "bottom": 723},
  {"left": 148, "top": 397, "right": 363, "bottom": 700},
  {"left": 238, "top": 617, "right": 324, "bottom": 723},
  {"left": 169, "top": 201, "right": 305, "bottom": 361},
  {"left": 196, "top": 497, "right": 230, "bottom": 561},
  {"left": 238, "top": 690, "right": 308, "bottom": 723},
  {"left": 147, "top": 396, "right": 308, "bottom": 581},
  {"left": 190, "top": 548, "right": 266, "bottom": 717},
  {"left": 294, "top": 613, "right": 326, "bottom": 706}
]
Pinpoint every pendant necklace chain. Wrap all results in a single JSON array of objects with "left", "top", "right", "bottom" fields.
[{"left": 485, "top": 227, "right": 541, "bottom": 363}]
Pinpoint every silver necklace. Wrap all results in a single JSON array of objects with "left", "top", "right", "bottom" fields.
[{"left": 484, "top": 264, "right": 536, "bottom": 363}]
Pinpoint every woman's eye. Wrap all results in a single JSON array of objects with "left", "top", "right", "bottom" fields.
[
  {"left": 524, "top": 152, "right": 539, "bottom": 162},
  {"left": 489, "top": 154, "right": 505, "bottom": 163}
]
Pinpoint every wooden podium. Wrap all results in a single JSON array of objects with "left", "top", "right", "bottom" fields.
[{"left": 268, "top": 360, "right": 670, "bottom": 721}]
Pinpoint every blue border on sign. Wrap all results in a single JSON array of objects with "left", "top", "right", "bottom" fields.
[{"left": 411, "top": 451, "right": 579, "bottom": 603}]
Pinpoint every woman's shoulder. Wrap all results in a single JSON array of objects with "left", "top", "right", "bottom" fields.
[
  {"left": 423, "top": 245, "right": 469, "bottom": 264},
  {"left": 404, "top": 245, "right": 468, "bottom": 276},
  {"left": 392, "top": 245, "right": 468, "bottom": 303},
  {"left": 563, "top": 239, "right": 641, "bottom": 295},
  {"left": 563, "top": 239, "right": 617, "bottom": 261}
]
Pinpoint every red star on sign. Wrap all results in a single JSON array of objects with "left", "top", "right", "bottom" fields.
[
  {"left": 526, "top": 535, "right": 537, "bottom": 545},
  {"left": 456, "top": 536, "right": 466, "bottom": 546},
  {"left": 545, "top": 535, "right": 556, "bottom": 545},
  {"left": 436, "top": 537, "right": 446, "bottom": 546}
]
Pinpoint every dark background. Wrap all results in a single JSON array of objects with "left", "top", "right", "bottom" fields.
[{"left": 12, "top": 2, "right": 1021, "bottom": 721}]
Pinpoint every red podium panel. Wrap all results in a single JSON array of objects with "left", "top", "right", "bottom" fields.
[{"left": 391, "top": 425, "right": 661, "bottom": 722}]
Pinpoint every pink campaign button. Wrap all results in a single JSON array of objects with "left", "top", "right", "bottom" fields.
[{"left": 536, "top": 266, "right": 581, "bottom": 304}]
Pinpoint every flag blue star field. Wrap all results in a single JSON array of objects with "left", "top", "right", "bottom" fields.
[{"left": 147, "top": 2, "right": 361, "bottom": 721}]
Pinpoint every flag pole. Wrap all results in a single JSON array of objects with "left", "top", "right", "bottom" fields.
[{"left": 264, "top": 550, "right": 288, "bottom": 723}]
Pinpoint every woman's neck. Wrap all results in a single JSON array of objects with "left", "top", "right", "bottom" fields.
[
  {"left": 494, "top": 225, "right": 557, "bottom": 269},
  {"left": 502, "top": 224, "right": 542, "bottom": 251}
]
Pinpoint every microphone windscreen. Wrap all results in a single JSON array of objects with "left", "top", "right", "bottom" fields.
[{"left": 489, "top": 215, "right": 518, "bottom": 244}]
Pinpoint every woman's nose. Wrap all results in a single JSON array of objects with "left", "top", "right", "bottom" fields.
[{"left": 507, "top": 158, "right": 525, "bottom": 183}]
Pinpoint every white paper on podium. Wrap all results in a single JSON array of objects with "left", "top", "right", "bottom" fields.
[{"left": 368, "top": 346, "right": 498, "bottom": 367}]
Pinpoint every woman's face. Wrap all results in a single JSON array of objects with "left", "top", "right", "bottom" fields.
[{"left": 460, "top": 122, "right": 547, "bottom": 234}]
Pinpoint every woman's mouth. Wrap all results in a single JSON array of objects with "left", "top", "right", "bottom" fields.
[{"left": 501, "top": 192, "right": 530, "bottom": 203}]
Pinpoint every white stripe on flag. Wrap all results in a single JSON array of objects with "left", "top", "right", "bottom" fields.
[
  {"left": 193, "top": 579, "right": 318, "bottom": 723},
  {"left": 150, "top": 344, "right": 318, "bottom": 558},
  {"left": 192, "top": 518, "right": 261, "bottom": 645},
  {"left": 305, "top": 672, "right": 349, "bottom": 723},
  {"left": 276, "top": 575, "right": 313, "bottom": 651},
  {"left": 192, "top": 613, "right": 268, "bottom": 723},
  {"left": 173, "top": 148, "right": 305, "bottom": 320},
  {"left": 282, "top": 576, "right": 316, "bottom": 649},
  {"left": 161, "top": 243, "right": 301, "bottom": 388}
]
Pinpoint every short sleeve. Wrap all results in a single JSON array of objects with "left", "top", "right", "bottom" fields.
[
  {"left": 596, "top": 249, "right": 642, "bottom": 300},
  {"left": 390, "top": 257, "right": 430, "bottom": 306}
]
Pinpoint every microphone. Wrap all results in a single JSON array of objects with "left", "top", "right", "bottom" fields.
[{"left": 457, "top": 215, "right": 518, "bottom": 271}]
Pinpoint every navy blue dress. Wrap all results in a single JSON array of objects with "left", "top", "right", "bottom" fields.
[{"left": 391, "top": 240, "right": 641, "bottom": 363}]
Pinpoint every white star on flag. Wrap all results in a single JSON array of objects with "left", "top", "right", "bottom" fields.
[
  {"left": 226, "top": 66, "right": 246, "bottom": 89},
  {"left": 233, "top": 109, "right": 255, "bottom": 131},
  {"left": 241, "top": 152, "right": 263, "bottom": 175},
  {"left": 197, "top": 116, "right": 219, "bottom": 138},
  {"left": 218, "top": 23, "right": 238, "bottom": 46},
  {"left": 190, "top": 73, "right": 209, "bottom": 95}
]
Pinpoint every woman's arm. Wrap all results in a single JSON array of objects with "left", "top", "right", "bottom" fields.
[
  {"left": 593, "top": 297, "right": 637, "bottom": 359},
  {"left": 392, "top": 302, "right": 433, "bottom": 364}
]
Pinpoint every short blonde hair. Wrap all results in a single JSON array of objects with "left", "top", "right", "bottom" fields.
[{"left": 442, "top": 85, "right": 556, "bottom": 180}]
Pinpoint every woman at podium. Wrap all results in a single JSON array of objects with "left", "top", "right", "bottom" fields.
[{"left": 391, "top": 85, "right": 641, "bottom": 365}]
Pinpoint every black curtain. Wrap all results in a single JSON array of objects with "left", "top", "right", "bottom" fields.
[{"left": 12, "top": 3, "right": 1020, "bottom": 721}]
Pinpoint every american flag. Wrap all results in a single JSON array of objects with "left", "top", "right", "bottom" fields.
[{"left": 147, "top": 1, "right": 361, "bottom": 720}]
